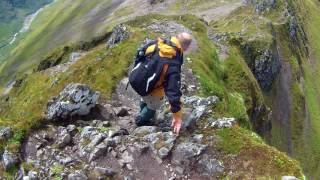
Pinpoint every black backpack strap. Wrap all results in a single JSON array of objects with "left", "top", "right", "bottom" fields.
[{"left": 163, "top": 38, "right": 182, "bottom": 56}]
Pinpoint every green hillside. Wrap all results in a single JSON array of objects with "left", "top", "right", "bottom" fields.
[{"left": 1, "top": 0, "right": 320, "bottom": 178}]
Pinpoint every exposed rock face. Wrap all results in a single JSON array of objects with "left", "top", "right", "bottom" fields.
[
  {"left": 46, "top": 83, "right": 100, "bottom": 121},
  {"left": 0, "top": 126, "right": 13, "bottom": 141},
  {"left": 106, "top": 24, "right": 131, "bottom": 48},
  {"left": 241, "top": 41, "right": 281, "bottom": 91},
  {"left": 253, "top": 49, "right": 281, "bottom": 90}
]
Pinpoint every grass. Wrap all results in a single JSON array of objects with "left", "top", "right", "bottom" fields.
[
  {"left": 0, "top": 0, "right": 116, "bottom": 86},
  {"left": 202, "top": 125, "right": 303, "bottom": 179},
  {"left": 0, "top": 28, "right": 149, "bottom": 154}
]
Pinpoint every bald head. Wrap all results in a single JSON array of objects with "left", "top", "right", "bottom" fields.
[{"left": 176, "top": 32, "right": 192, "bottom": 51}]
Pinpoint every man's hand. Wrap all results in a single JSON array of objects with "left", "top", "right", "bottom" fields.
[{"left": 171, "top": 117, "right": 182, "bottom": 135}]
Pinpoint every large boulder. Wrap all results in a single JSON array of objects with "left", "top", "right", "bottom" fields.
[
  {"left": 106, "top": 24, "right": 131, "bottom": 48},
  {"left": 46, "top": 83, "right": 100, "bottom": 121}
]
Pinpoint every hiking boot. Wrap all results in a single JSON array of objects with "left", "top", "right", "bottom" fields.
[{"left": 135, "top": 106, "right": 156, "bottom": 126}]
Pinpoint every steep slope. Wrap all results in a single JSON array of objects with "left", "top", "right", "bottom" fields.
[
  {"left": 0, "top": 14, "right": 303, "bottom": 179},
  {"left": 0, "top": 0, "right": 52, "bottom": 57},
  {"left": 1, "top": 0, "right": 317, "bottom": 178}
]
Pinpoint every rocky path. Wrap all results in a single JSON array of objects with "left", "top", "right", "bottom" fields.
[{"left": 14, "top": 22, "right": 238, "bottom": 180}]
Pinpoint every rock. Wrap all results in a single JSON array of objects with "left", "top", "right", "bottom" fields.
[
  {"left": 253, "top": 49, "right": 281, "bottom": 91},
  {"left": 56, "top": 128, "right": 71, "bottom": 148},
  {"left": 172, "top": 142, "right": 207, "bottom": 168},
  {"left": 2, "top": 148, "right": 19, "bottom": 171},
  {"left": 90, "top": 120, "right": 103, "bottom": 127},
  {"left": 110, "top": 128, "right": 129, "bottom": 138},
  {"left": 184, "top": 96, "right": 219, "bottom": 107},
  {"left": 101, "top": 121, "right": 111, "bottom": 127},
  {"left": 121, "top": 151, "right": 134, "bottom": 164},
  {"left": 94, "top": 167, "right": 116, "bottom": 177},
  {"left": 144, "top": 131, "right": 177, "bottom": 159},
  {"left": 68, "top": 171, "right": 88, "bottom": 180},
  {"left": 28, "top": 171, "right": 39, "bottom": 180},
  {"left": 88, "top": 133, "right": 106, "bottom": 148},
  {"left": 158, "top": 147, "right": 170, "bottom": 159},
  {"left": 106, "top": 24, "right": 131, "bottom": 48},
  {"left": 281, "top": 176, "right": 300, "bottom": 180},
  {"left": 191, "top": 134, "right": 204, "bottom": 143},
  {"left": 197, "top": 154, "right": 224, "bottom": 176},
  {"left": 0, "top": 127, "right": 12, "bottom": 140},
  {"left": 133, "top": 142, "right": 149, "bottom": 154},
  {"left": 80, "top": 126, "right": 94, "bottom": 139},
  {"left": 66, "top": 125, "right": 77, "bottom": 135},
  {"left": 46, "top": 83, "right": 100, "bottom": 121},
  {"left": 208, "top": 118, "right": 237, "bottom": 128},
  {"left": 89, "top": 140, "right": 110, "bottom": 162},
  {"left": 133, "top": 126, "right": 158, "bottom": 136}
]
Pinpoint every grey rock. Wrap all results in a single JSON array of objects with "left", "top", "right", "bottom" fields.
[
  {"left": 121, "top": 151, "right": 134, "bottom": 164},
  {"left": 28, "top": 171, "right": 39, "bottom": 180},
  {"left": 89, "top": 142, "right": 108, "bottom": 162},
  {"left": 208, "top": 118, "right": 237, "bottom": 128},
  {"left": 133, "top": 126, "right": 158, "bottom": 136},
  {"left": 158, "top": 147, "right": 170, "bottom": 159},
  {"left": 282, "top": 176, "right": 300, "bottom": 180},
  {"left": 46, "top": 83, "right": 100, "bottom": 121},
  {"left": 191, "top": 134, "right": 204, "bottom": 143},
  {"left": 253, "top": 49, "right": 281, "bottom": 91},
  {"left": 107, "top": 24, "right": 131, "bottom": 48},
  {"left": 2, "top": 148, "right": 19, "bottom": 171},
  {"left": 68, "top": 171, "right": 88, "bottom": 180},
  {"left": 88, "top": 133, "right": 106, "bottom": 148},
  {"left": 94, "top": 167, "right": 116, "bottom": 177},
  {"left": 124, "top": 176, "right": 133, "bottom": 180},
  {"left": 184, "top": 96, "right": 219, "bottom": 107},
  {"left": 0, "top": 127, "right": 12, "bottom": 140},
  {"left": 172, "top": 142, "right": 207, "bottom": 168},
  {"left": 66, "top": 125, "right": 77, "bottom": 134},
  {"left": 197, "top": 155, "right": 224, "bottom": 176},
  {"left": 56, "top": 129, "right": 71, "bottom": 148},
  {"left": 144, "top": 131, "right": 177, "bottom": 158},
  {"left": 81, "top": 126, "right": 94, "bottom": 139},
  {"left": 90, "top": 120, "right": 103, "bottom": 127},
  {"left": 133, "top": 142, "right": 149, "bottom": 154},
  {"left": 110, "top": 128, "right": 129, "bottom": 138},
  {"left": 101, "top": 121, "right": 111, "bottom": 127}
]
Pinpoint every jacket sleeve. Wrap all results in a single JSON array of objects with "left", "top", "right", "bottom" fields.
[{"left": 164, "top": 66, "right": 183, "bottom": 118}]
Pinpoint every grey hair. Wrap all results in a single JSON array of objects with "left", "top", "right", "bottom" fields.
[{"left": 176, "top": 32, "right": 192, "bottom": 50}]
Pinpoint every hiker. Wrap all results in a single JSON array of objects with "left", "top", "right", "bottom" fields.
[{"left": 129, "top": 32, "right": 192, "bottom": 135}]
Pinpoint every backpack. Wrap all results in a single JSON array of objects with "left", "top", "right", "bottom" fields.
[{"left": 129, "top": 39, "right": 182, "bottom": 96}]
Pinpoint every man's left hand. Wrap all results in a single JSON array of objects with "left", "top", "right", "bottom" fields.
[{"left": 171, "top": 117, "right": 182, "bottom": 135}]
